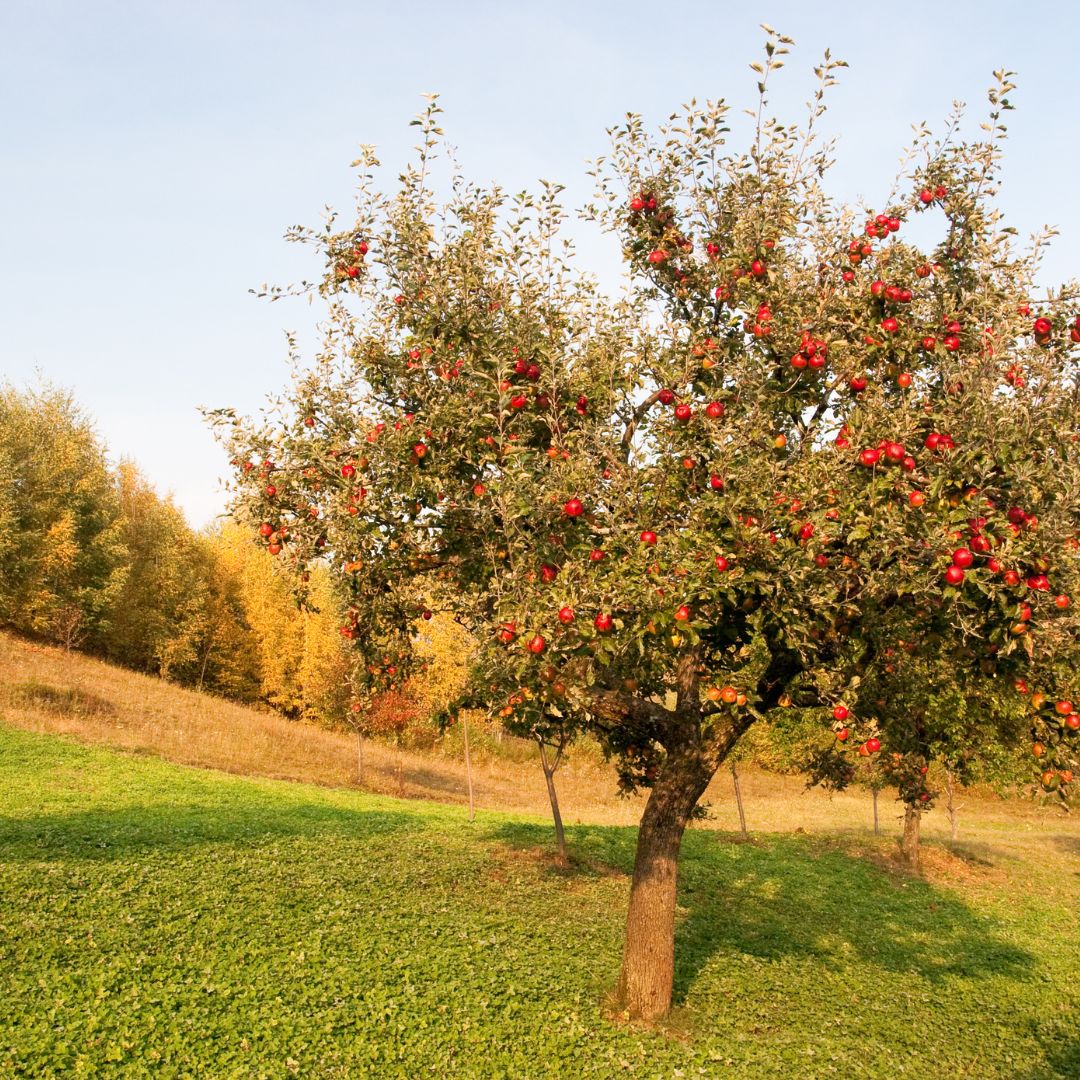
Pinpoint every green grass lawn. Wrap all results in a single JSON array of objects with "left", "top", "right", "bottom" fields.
[{"left": 1, "top": 724, "right": 1077, "bottom": 1078}]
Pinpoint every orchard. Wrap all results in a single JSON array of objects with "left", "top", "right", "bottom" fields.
[{"left": 212, "top": 34, "right": 1079, "bottom": 1021}]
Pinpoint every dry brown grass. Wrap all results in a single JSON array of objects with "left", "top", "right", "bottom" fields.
[{"left": 2, "top": 629, "right": 1076, "bottom": 864}]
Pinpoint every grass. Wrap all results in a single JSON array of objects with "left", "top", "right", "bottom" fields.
[
  {"left": 0, "top": 630, "right": 1069, "bottom": 845},
  {"left": 1, "top": 725, "right": 1079, "bottom": 1078}
]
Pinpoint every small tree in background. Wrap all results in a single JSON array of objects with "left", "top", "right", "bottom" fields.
[
  {"left": 213, "top": 35, "right": 1078, "bottom": 1020},
  {"left": 0, "top": 383, "right": 127, "bottom": 647}
]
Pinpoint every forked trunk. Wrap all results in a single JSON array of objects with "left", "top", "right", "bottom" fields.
[
  {"left": 901, "top": 804, "right": 921, "bottom": 872},
  {"left": 616, "top": 760, "right": 712, "bottom": 1021},
  {"left": 538, "top": 739, "right": 567, "bottom": 865}
]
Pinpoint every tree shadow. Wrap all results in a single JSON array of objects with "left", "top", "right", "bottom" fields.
[
  {"left": 484, "top": 819, "right": 636, "bottom": 880},
  {"left": 1011, "top": 1032, "right": 1080, "bottom": 1080},
  {"left": 1050, "top": 833, "right": 1080, "bottom": 859},
  {"left": 0, "top": 798, "right": 418, "bottom": 863},
  {"left": 485, "top": 820, "right": 1035, "bottom": 1004},
  {"left": 673, "top": 829, "right": 1033, "bottom": 998}
]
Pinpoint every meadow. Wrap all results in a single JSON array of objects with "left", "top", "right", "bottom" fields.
[{"left": 1, "top": 634, "right": 1079, "bottom": 1077}]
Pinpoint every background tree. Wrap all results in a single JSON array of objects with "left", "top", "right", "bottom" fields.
[
  {"left": 101, "top": 462, "right": 214, "bottom": 677},
  {"left": 214, "top": 41, "right": 1079, "bottom": 1020},
  {"left": 0, "top": 383, "right": 127, "bottom": 648}
]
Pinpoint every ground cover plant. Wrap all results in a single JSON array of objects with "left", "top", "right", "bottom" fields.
[{"left": 2, "top": 724, "right": 1078, "bottom": 1078}]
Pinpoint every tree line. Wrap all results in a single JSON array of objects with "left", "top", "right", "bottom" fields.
[{"left": 0, "top": 383, "right": 363, "bottom": 719}]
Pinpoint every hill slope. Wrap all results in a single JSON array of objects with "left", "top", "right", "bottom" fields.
[
  {"left": 0, "top": 630, "right": 1068, "bottom": 845},
  {"left": 1, "top": 726, "right": 1079, "bottom": 1078}
]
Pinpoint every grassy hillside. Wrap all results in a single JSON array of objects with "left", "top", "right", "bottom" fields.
[
  {"left": 1, "top": 725, "right": 1078, "bottom": 1078},
  {"left": 0, "top": 630, "right": 1067, "bottom": 843}
]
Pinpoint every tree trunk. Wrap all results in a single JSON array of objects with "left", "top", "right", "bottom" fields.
[
  {"left": 945, "top": 768, "right": 958, "bottom": 841},
  {"left": 731, "top": 761, "right": 747, "bottom": 835},
  {"left": 616, "top": 760, "right": 712, "bottom": 1021},
  {"left": 196, "top": 631, "right": 214, "bottom": 693},
  {"left": 462, "top": 713, "right": 475, "bottom": 822},
  {"left": 901, "top": 804, "right": 921, "bottom": 872},
  {"left": 355, "top": 729, "right": 364, "bottom": 784},
  {"left": 537, "top": 739, "right": 567, "bottom": 865},
  {"left": 872, "top": 787, "right": 879, "bottom": 835}
]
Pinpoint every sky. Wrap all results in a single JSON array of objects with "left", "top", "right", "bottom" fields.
[{"left": 3, "top": 0, "right": 1078, "bottom": 528}]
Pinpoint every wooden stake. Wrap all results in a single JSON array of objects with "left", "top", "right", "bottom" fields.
[{"left": 462, "top": 713, "right": 475, "bottom": 822}]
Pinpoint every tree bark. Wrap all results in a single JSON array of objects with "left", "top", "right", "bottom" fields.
[
  {"left": 355, "top": 729, "right": 364, "bottom": 784},
  {"left": 616, "top": 756, "right": 713, "bottom": 1021},
  {"left": 462, "top": 713, "right": 475, "bottom": 822},
  {"left": 731, "top": 761, "right": 747, "bottom": 835},
  {"left": 901, "top": 804, "right": 921, "bottom": 872},
  {"left": 537, "top": 738, "right": 567, "bottom": 866},
  {"left": 872, "top": 787, "right": 879, "bottom": 835}
]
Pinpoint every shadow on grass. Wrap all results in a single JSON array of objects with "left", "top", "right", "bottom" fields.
[
  {"left": 1013, "top": 1032, "right": 1080, "bottom": 1080},
  {"left": 1051, "top": 833, "right": 1080, "bottom": 859},
  {"left": 486, "top": 819, "right": 1034, "bottom": 1001},
  {"left": 8, "top": 679, "right": 117, "bottom": 718},
  {"left": 0, "top": 798, "right": 418, "bottom": 862}
]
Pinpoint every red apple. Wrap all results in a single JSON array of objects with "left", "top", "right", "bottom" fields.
[
  {"left": 944, "top": 565, "right": 966, "bottom": 586},
  {"left": 952, "top": 548, "right": 974, "bottom": 569}
]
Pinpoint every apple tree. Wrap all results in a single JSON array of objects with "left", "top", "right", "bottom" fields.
[{"left": 212, "top": 43, "right": 1079, "bottom": 1020}]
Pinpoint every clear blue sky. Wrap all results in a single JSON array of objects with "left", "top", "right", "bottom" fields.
[{"left": 3, "top": 1, "right": 1077, "bottom": 527}]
